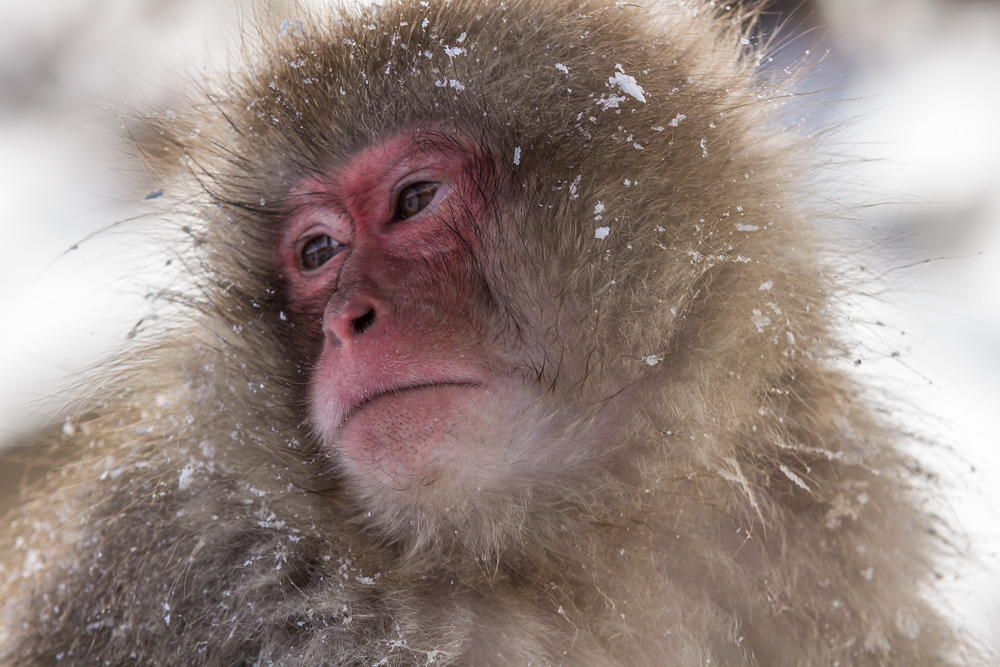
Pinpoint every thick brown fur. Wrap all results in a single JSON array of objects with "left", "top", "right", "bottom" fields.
[{"left": 0, "top": 1, "right": 964, "bottom": 665}]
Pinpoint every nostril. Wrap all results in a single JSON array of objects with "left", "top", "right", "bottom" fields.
[{"left": 351, "top": 308, "right": 376, "bottom": 335}]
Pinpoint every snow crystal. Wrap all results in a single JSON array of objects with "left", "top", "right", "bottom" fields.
[
  {"left": 668, "top": 113, "right": 686, "bottom": 127},
  {"left": 644, "top": 355, "right": 663, "bottom": 366},
  {"left": 569, "top": 175, "right": 581, "bottom": 199},
  {"left": 594, "top": 201, "right": 605, "bottom": 215},
  {"left": 597, "top": 94, "right": 628, "bottom": 111},
  {"left": 513, "top": 146, "right": 521, "bottom": 165},
  {"left": 608, "top": 65, "right": 646, "bottom": 103},
  {"left": 555, "top": 63, "right": 569, "bottom": 74},
  {"left": 779, "top": 464, "right": 811, "bottom": 492},
  {"left": 278, "top": 19, "right": 304, "bottom": 39},
  {"left": 22, "top": 549, "right": 43, "bottom": 576},
  {"left": 444, "top": 46, "right": 466, "bottom": 58},
  {"left": 758, "top": 281, "right": 773, "bottom": 291},
  {"left": 199, "top": 440, "right": 216, "bottom": 458},
  {"left": 736, "top": 223, "right": 759, "bottom": 232},
  {"left": 595, "top": 227, "right": 610, "bottom": 240},
  {"left": 751, "top": 309, "right": 771, "bottom": 332},
  {"left": 864, "top": 625, "right": 892, "bottom": 653},
  {"left": 896, "top": 610, "right": 922, "bottom": 639},
  {"left": 435, "top": 78, "right": 465, "bottom": 91},
  {"left": 721, "top": 457, "right": 761, "bottom": 512},
  {"left": 178, "top": 464, "right": 196, "bottom": 492}
]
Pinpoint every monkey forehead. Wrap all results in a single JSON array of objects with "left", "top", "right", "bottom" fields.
[{"left": 283, "top": 129, "right": 486, "bottom": 222}]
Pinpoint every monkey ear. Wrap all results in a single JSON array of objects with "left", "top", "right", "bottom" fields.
[{"left": 114, "top": 103, "right": 200, "bottom": 183}]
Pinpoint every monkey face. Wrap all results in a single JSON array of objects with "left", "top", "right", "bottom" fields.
[{"left": 277, "top": 130, "right": 545, "bottom": 512}]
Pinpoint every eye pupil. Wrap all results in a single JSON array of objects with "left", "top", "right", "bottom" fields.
[
  {"left": 301, "top": 234, "right": 340, "bottom": 270},
  {"left": 397, "top": 182, "right": 439, "bottom": 219}
]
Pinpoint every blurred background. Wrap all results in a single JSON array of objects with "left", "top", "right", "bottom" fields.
[{"left": 0, "top": 0, "right": 997, "bottom": 651}]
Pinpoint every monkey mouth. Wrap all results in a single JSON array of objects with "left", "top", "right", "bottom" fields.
[{"left": 339, "top": 381, "right": 482, "bottom": 426}]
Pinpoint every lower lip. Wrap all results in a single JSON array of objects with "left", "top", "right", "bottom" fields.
[{"left": 343, "top": 382, "right": 481, "bottom": 425}]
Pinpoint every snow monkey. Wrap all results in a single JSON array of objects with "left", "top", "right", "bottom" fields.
[{"left": 0, "top": 1, "right": 968, "bottom": 665}]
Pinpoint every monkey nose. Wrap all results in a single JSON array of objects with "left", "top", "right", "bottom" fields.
[{"left": 325, "top": 297, "right": 381, "bottom": 348}]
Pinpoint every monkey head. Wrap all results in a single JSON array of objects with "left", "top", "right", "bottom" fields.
[{"left": 144, "top": 0, "right": 822, "bottom": 550}]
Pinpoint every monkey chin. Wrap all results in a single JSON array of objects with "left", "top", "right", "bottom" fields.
[{"left": 313, "top": 378, "right": 547, "bottom": 526}]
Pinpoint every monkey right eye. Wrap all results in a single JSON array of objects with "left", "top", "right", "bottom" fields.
[{"left": 300, "top": 234, "right": 342, "bottom": 270}]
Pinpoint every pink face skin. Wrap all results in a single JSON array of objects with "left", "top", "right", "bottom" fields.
[{"left": 277, "top": 131, "right": 534, "bottom": 506}]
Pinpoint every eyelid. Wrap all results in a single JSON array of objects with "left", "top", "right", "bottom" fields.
[
  {"left": 293, "top": 224, "right": 348, "bottom": 271},
  {"left": 295, "top": 223, "right": 341, "bottom": 248},
  {"left": 392, "top": 178, "right": 450, "bottom": 220}
]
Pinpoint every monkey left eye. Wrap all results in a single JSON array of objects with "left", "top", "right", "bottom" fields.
[{"left": 396, "top": 182, "right": 440, "bottom": 220}]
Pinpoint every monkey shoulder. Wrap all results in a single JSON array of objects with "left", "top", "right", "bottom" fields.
[{"left": 0, "top": 400, "right": 401, "bottom": 664}]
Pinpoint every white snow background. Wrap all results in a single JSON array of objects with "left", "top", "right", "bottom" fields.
[{"left": 0, "top": 0, "right": 996, "bottom": 652}]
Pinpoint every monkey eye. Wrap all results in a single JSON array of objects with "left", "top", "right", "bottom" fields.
[
  {"left": 396, "top": 182, "right": 440, "bottom": 220},
  {"left": 300, "top": 234, "right": 343, "bottom": 270}
]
